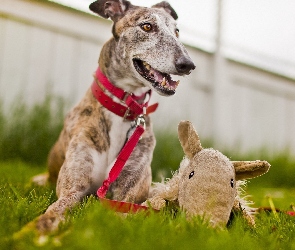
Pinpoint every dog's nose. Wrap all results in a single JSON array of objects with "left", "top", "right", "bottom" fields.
[{"left": 175, "top": 56, "right": 196, "bottom": 74}]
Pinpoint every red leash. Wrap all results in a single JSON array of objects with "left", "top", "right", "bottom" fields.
[
  {"left": 92, "top": 68, "right": 158, "bottom": 213},
  {"left": 97, "top": 119, "right": 145, "bottom": 198}
]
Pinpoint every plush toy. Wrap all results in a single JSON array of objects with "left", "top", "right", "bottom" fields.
[{"left": 143, "top": 121, "right": 270, "bottom": 227}]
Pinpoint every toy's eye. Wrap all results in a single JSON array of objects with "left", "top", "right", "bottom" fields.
[
  {"left": 175, "top": 28, "right": 179, "bottom": 38},
  {"left": 141, "top": 23, "right": 152, "bottom": 32},
  {"left": 230, "top": 178, "right": 234, "bottom": 188},
  {"left": 189, "top": 171, "right": 194, "bottom": 179}
]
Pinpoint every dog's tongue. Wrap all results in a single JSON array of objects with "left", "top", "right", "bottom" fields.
[
  {"left": 150, "top": 68, "right": 164, "bottom": 83},
  {"left": 149, "top": 68, "right": 178, "bottom": 88}
]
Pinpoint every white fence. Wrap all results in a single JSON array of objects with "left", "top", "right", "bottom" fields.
[{"left": 1, "top": 0, "right": 295, "bottom": 156}]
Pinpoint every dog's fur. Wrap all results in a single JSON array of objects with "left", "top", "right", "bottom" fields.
[{"left": 32, "top": 0, "right": 195, "bottom": 233}]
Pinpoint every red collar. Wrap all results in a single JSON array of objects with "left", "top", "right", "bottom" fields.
[{"left": 92, "top": 68, "right": 158, "bottom": 120}]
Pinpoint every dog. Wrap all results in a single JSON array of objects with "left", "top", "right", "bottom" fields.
[{"left": 31, "top": 0, "right": 195, "bottom": 233}]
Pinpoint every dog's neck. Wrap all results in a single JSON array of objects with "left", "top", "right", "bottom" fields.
[{"left": 98, "top": 38, "right": 150, "bottom": 96}]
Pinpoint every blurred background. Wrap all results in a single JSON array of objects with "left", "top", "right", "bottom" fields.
[{"left": 0, "top": 0, "right": 295, "bottom": 159}]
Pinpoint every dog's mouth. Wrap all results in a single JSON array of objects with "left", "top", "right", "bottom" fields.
[{"left": 133, "top": 59, "right": 179, "bottom": 96}]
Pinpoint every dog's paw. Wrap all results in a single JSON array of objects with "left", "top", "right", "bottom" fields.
[
  {"left": 35, "top": 211, "right": 63, "bottom": 234},
  {"left": 14, "top": 211, "right": 62, "bottom": 240},
  {"left": 142, "top": 196, "right": 166, "bottom": 210},
  {"left": 31, "top": 173, "right": 49, "bottom": 186},
  {"left": 13, "top": 218, "right": 64, "bottom": 247}
]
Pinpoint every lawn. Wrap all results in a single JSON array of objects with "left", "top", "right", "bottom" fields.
[{"left": 1, "top": 160, "right": 295, "bottom": 250}]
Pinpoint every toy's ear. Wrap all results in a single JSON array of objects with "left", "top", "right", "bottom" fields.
[
  {"left": 178, "top": 121, "right": 202, "bottom": 159},
  {"left": 233, "top": 160, "right": 270, "bottom": 180},
  {"left": 152, "top": 1, "right": 178, "bottom": 20},
  {"left": 89, "top": 0, "right": 132, "bottom": 22}
]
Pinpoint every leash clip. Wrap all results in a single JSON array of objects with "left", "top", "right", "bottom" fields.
[
  {"left": 136, "top": 114, "right": 146, "bottom": 140},
  {"left": 136, "top": 114, "right": 146, "bottom": 129}
]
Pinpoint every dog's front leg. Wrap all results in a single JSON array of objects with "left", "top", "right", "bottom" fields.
[
  {"left": 109, "top": 131, "right": 155, "bottom": 204},
  {"left": 36, "top": 137, "right": 99, "bottom": 233}
]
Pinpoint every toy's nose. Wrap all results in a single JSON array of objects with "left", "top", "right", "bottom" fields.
[{"left": 175, "top": 56, "right": 195, "bottom": 74}]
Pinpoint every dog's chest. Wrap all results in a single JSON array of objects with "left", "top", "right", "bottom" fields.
[
  {"left": 108, "top": 113, "right": 132, "bottom": 160},
  {"left": 89, "top": 111, "right": 134, "bottom": 184}
]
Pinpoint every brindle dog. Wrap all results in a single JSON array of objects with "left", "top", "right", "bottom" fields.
[{"left": 32, "top": 0, "right": 195, "bottom": 233}]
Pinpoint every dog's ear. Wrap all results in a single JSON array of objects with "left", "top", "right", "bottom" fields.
[
  {"left": 152, "top": 1, "right": 178, "bottom": 20},
  {"left": 89, "top": 0, "right": 132, "bottom": 22}
]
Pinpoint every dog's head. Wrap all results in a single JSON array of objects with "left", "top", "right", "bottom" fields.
[{"left": 90, "top": 0, "right": 195, "bottom": 96}]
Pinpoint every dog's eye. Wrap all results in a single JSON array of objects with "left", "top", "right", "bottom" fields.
[
  {"left": 141, "top": 23, "right": 152, "bottom": 32},
  {"left": 189, "top": 171, "right": 194, "bottom": 179},
  {"left": 175, "top": 28, "right": 179, "bottom": 38},
  {"left": 230, "top": 178, "right": 234, "bottom": 188}
]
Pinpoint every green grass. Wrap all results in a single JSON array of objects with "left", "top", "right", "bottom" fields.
[
  {"left": 1, "top": 161, "right": 295, "bottom": 249},
  {"left": 1, "top": 97, "right": 295, "bottom": 249},
  {"left": 248, "top": 187, "right": 295, "bottom": 211},
  {"left": 0, "top": 95, "right": 64, "bottom": 165}
]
